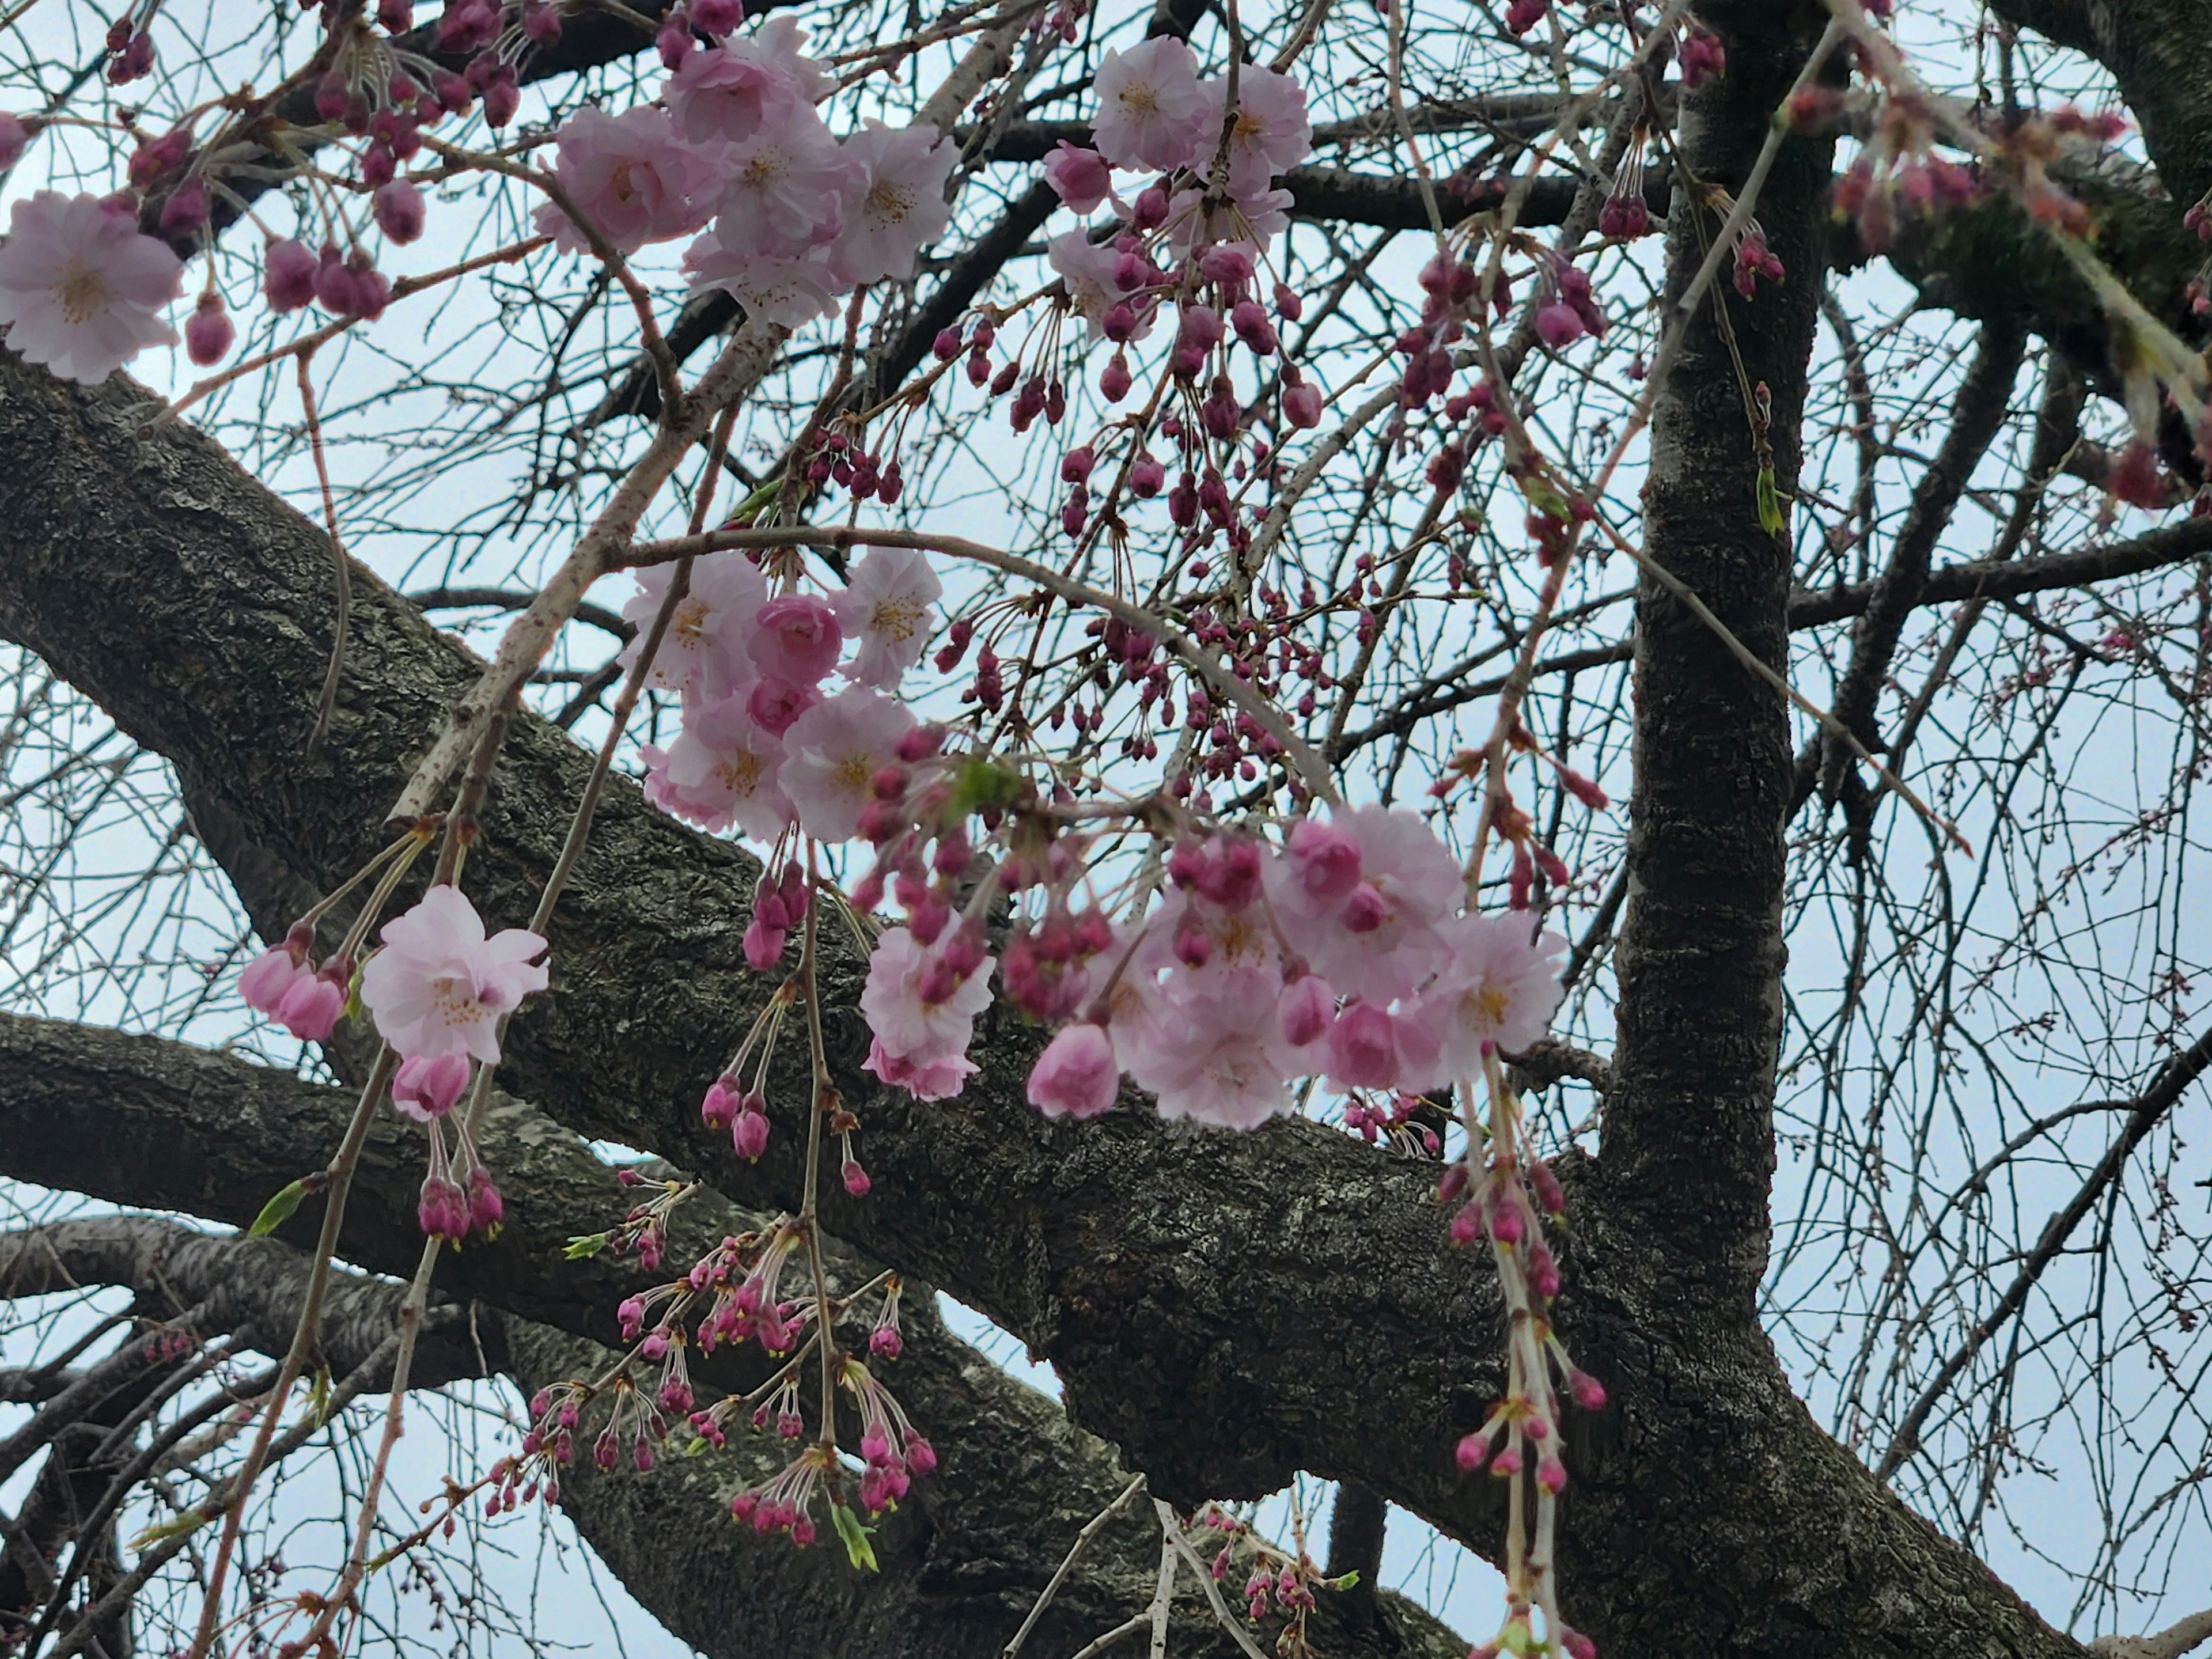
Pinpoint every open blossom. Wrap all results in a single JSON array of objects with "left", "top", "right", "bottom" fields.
[
  {"left": 665, "top": 36, "right": 808, "bottom": 146},
  {"left": 359, "top": 885, "right": 549, "bottom": 1065},
  {"left": 1419, "top": 911, "right": 1567, "bottom": 1077},
  {"left": 1119, "top": 963, "right": 1298, "bottom": 1128},
  {"left": 1027, "top": 1022, "right": 1121, "bottom": 1119},
  {"left": 779, "top": 688, "right": 916, "bottom": 841},
  {"left": 1187, "top": 67, "right": 1312, "bottom": 196},
  {"left": 1093, "top": 37, "right": 1207, "bottom": 173},
  {"left": 834, "top": 546, "right": 941, "bottom": 688},
  {"left": 1266, "top": 806, "right": 1461, "bottom": 1003},
  {"left": 710, "top": 116, "right": 850, "bottom": 255},
  {"left": 1047, "top": 230, "right": 1151, "bottom": 340},
  {"left": 683, "top": 234, "right": 839, "bottom": 328},
  {"left": 1043, "top": 141, "right": 1114, "bottom": 214},
  {"left": 0, "top": 191, "right": 181, "bottom": 383},
  {"left": 1164, "top": 184, "right": 1293, "bottom": 257},
  {"left": 643, "top": 694, "right": 794, "bottom": 842},
  {"left": 861, "top": 927, "right": 995, "bottom": 1101},
  {"left": 828, "top": 120, "right": 953, "bottom": 287},
  {"left": 619, "top": 551, "right": 765, "bottom": 697},
  {"left": 1323, "top": 998, "right": 1444, "bottom": 1094},
  {"left": 535, "top": 105, "right": 715, "bottom": 255}
]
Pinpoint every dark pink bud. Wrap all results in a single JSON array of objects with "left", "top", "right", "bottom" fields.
[
  {"left": 373, "top": 180, "right": 425, "bottom": 244},
  {"left": 184, "top": 293, "right": 234, "bottom": 366},
  {"left": 1569, "top": 1369, "right": 1607, "bottom": 1411},
  {"left": 1339, "top": 883, "right": 1388, "bottom": 933},
  {"left": 744, "top": 915, "right": 787, "bottom": 972},
  {"left": 932, "top": 325, "right": 961, "bottom": 361},
  {"left": 1456, "top": 1431, "right": 1491, "bottom": 1472},
  {"left": 1283, "top": 381, "right": 1323, "bottom": 429},
  {"left": 732, "top": 1108, "right": 771, "bottom": 1161},
  {"left": 1132, "top": 185, "right": 1168, "bottom": 230},
  {"left": 467, "top": 1167, "right": 504, "bottom": 1234},
  {"left": 842, "top": 1158, "right": 871, "bottom": 1198},
  {"left": 158, "top": 179, "right": 210, "bottom": 236}
]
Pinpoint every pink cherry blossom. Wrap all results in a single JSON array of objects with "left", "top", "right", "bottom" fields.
[
  {"left": 619, "top": 551, "right": 764, "bottom": 697},
  {"left": 834, "top": 546, "right": 941, "bottom": 688},
  {"left": 703, "top": 115, "right": 851, "bottom": 256},
  {"left": 1043, "top": 141, "right": 1114, "bottom": 214},
  {"left": 1092, "top": 37, "right": 1207, "bottom": 173},
  {"left": 535, "top": 105, "right": 715, "bottom": 255},
  {"left": 0, "top": 191, "right": 181, "bottom": 384},
  {"left": 1048, "top": 230, "right": 1152, "bottom": 341},
  {"left": 666, "top": 38, "right": 807, "bottom": 147},
  {"left": 1266, "top": 806, "right": 1461, "bottom": 1003},
  {"left": 778, "top": 688, "right": 916, "bottom": 841},
  {"left": 359, "top": 885, "right": 549, "bottom": 1065},
  {"left": 1187, "top": 67, "right": 1312, "bottom": 196},
  {"left": 827, "top": 119, "right": 953, "bottom": 288},
  {"left": 747, "top": 593, "right": 842, "bottom": 684},
  {"left": 1027, "top": 1023, "right": 1121, "bottom": 1119},
  {"left": 392, "top": 1051, "right": 471, "bottom": 1122},
  {"left": 240, "top": 941, "right": 310, "bottom": 1014},
  {"left": 745, "top": 676, "right": 820, "bottom": 737},
  {"left": 644, "top": 693, "right": 795, "bottom": 842},
  {"left": 1276, "top": 972, "right": 1335, "bottom": 1049},
  {"left": 861, "top": 926, "right": 995, "bottom": 1101},
  {"left": 682, "top": 236, "right": 840, "bottom": 328},
  {"left": 276, "top": 970, "right": 347, "bottom": 1043},
  {"left": 1323, "top": 998, "right": 1444, "bottom": 1093},
  {"left": 1120, "top": 963, "right": 1298, "bottom": 1128},
  {"left": 1419, "top": 911, "right": 1567, "bottom": 1077}
]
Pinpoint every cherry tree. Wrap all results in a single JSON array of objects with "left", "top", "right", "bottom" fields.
[{"left": 0, "top": 0, "right": 2210, "bottom": 1656}]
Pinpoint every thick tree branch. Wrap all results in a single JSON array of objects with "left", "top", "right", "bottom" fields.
[
  {"left": 0, "top": 1013, "right": 1459, "bottom": 1659},
  {"left": 0, "top": 339, "right": 2100, "bottom": 1656}
]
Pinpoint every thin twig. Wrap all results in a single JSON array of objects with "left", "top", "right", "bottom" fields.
[{"left": 1002, "top": 1474, "right": 1149, "bottom": 1658}]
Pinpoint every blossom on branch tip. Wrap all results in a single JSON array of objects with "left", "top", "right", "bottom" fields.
[
  {"left": 1418, "top": 911, "right": 1567, "bottom": 1074},
  {"left": 780, "top": 688, "right": 916, "bottom": 842},
  {"left": 1092, "top": 37, "right": 1207, "bottom": 173},
  {"left": 1187, "top": 67, "right": 1312, "bottom": 196},
  {"left": 861, "top": 926, "right": 995, "bottom": 1101},
  {"left": 834, "top": 545, "right": 942, "bottom": 689},
  {"left": 1026, "top": 1022, "right": 1120, "bottom": 1119},
  {"left": 359, "top": 885, "right": 549, "bottom": 1065},
  {"left": 827, "top": 120, "right": 953, "bottom": 288},
  {"left": 536, "top": 105, "right": 716, "bottom": 255},
  {"left": 392, "top": 1051, "right": 471, "bottom": 1122},
  {"left": 1044, "top": 141, "right": 1113, "bottom": 214},
  {"left": 0, "top": 191, "right": 182, "bottom": 383}
]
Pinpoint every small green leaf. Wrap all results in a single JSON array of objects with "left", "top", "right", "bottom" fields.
[
  {"left": 831, "top": 1503, "right": 878, "bottom": 1573},
  {"left": 945, "top": 756, "right": 1021, "bottom": 820},
  {"left": 563, "top": 1232, "right": 610, "bottom": 1260},
  {"left": 1330, "top": 1571, "right": 1361, "bottom": 1592},
  {"left": 681, "top": 1434, "right": 713, "bottom": 1458},
  {"left": 1755, "top": 467, "right": 1786, "bottom": 538},
  {"left": 130, "top": 1510, "right": 209, "bottom": 1551},
  {"left": 248, "top": 1177, "right": 310, "bottom": 1238}
]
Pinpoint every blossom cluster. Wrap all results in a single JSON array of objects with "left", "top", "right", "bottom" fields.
[
  {"left": 240, "top": 879, "right": 548, "bottom": 1244},
  {"left": 627, "top": 544, "right": 941, "bottom": 851}
]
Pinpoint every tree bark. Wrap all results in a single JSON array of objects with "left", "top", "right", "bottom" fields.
[
  {"left": 0, "top": 1013, "right": 1460, "bottom": 1659},
  {"left": 0, "top": 306, "right": 2099, "bottom": 1654}
]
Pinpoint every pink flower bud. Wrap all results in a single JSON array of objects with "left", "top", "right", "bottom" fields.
[
  {"left": 1568, "top": 1369, "right": 1607, "bottom": 1411},
  {"left": 1026, "top": 1022, "right": 1120, "bottom": 1119},
  {"left": 373, "top": 180, "right": 425, "bottom": 244},
  {"left": 0, "top": 112, "right": 29, "bottom": 172},
  {"left": 1339, "top": 882, "right": 1388, "bottom": 933},
  {"left": 276, "top": 969, "right": 346, "bottom": 1042},
  {"left": 1488, "top": 1445, "right": 1522, "bottom": 1478},
  {"left": 264, "top": 237, "right": 319, "bottom": 312},
  {"left": 843, "top": 1158, "right": 872, "bottom": 1198},
  {"left": 1283, "top": 381, "right": 1323, "bottom": 429},
  {"left": 1536, "top": 1454, "right": 1567, "bottom": 1494},
  {"left": 1132, "top": 185, "right": 1169, "bottom": 230},
  {"left": 732, "top": 1108, "right": 771, "bottom": 1161},
  {"left": 467, "top": 1167, "right": 504, "bottom": 1234},
  {"left": 1455, "top": 1431, "right": 1491, "bottom": 1472},
  {"left": 701, "top": 1075, "right": 742, "bottom": 1130},
  {"left": 744, "top": 916, "right": 787, "bottom": 972},
  {"left": 1277, "top": 974, "right": 1335, "bottom": 1048},
  {"left": 392, "top": 1051, "right": 471, "bottom": 1120}
]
